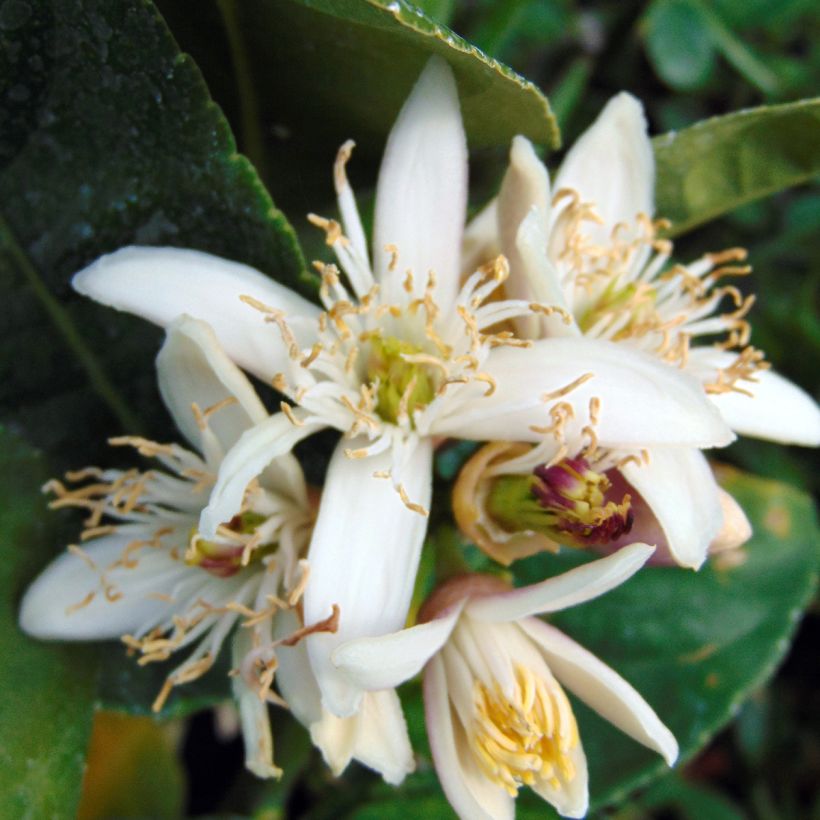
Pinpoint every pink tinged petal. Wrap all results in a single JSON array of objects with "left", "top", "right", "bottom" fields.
[
  {"left": 305, "top": 437, "right": 433, "bottom": 717},
  {"left": 199, "top": 411, "right": 325, "bottom": 538},
  {"left": 432, "top": 337, "right": 734, "bottom": 448},
  {"left": 466, "top": 542, "right": 654, "bottom": 624},
  {"left": 331, "top": 601, "right": 465, "bottom": 691},
  {"left": 553, "top": 93, "right": 654, "bottom": 239},
  {"left": 157, "top": 316, "right": 267, "bottom": 457},
  {"left": 72, "top": 246, "right": 321, "bottom": 384},
  {"left": 531, "top": 741, "right": 589, "bottom": 819},
  {"left": 521, "top": 619, "right": 678, "bottom": 766},
  {"left": 688, "top": 348, "right": 820, "bottom": 446},
  {"left": 372, "top": 56, "right": 468, "bottom": 312},
  {"left": 19, "top": 533, "right": 187, "bottom": 639},
  {"left": 424, "top": 655, "right": 514, "bottom": 820},
  {"left": 621, "top": 448, "right": 722, "bottom": 570}
]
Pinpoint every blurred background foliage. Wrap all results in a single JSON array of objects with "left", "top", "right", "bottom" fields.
[{"left": 4, "top": 0, "right": 816, "bottom": 817}]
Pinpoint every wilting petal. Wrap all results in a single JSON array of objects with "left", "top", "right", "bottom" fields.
[
  {"left": 19, "top": 533, "right": 187, "bottom": 639},
  {"left": 73, "top": 246, "right": 321, "bottom": 383},
  {"left": 432, "top": 337, "right": 734, "bottom": 448},
  {"left": 332, "top": 601, "right": 464, "bottom": 690},
  {"left": 200, "top": 411, "right": 325, "bottom": 537},
  {"left": 466, "top": 543, "right": 653, "bottom": 623},
  {"left": 553, "top": 93, "right": 654, "bottom": 240},
  {"left": 521, "top": 619, "right": 678, "bottom": 765},
  {"left": 688, "top": 348, "right": 820, "bottom": 446},
  {"left": 231, "top": 629, "right": 280, "bottom": 779},
  {"left": 372, "top": 57, "right": 467, "bottom": 312},
  {"left": 305, "top": 436, "right": 433, "bottom": 717},
  {"left": 157, "top": 316, "right": 267, "bottom": 458},
  {"left": 621, "top": 448, "right": 722, "bottom": 570},
  {"left": 424, "top": 655, "right": 514, "bottom": 820}
]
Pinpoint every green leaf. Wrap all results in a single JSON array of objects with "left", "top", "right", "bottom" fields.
[
  {"left": 0, "top": 426, "right": 99, "bottom": 818},
  {"left": 513, "top": 468, "right": 818, "bottom": 811},
  {"left": 0, "top": 0, "right": 307, "bottom": 468},
  {"left": 653, "top": 97, "right": 820, "bottom": 235},
  {"left": 643, "top": 0, "right": 717, "bottom": 91}
]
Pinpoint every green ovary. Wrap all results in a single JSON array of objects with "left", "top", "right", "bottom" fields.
[{"left": 368, "top": 336, "right": 437, "bottom": 425}]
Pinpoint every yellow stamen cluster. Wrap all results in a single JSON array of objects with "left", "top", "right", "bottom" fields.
[{"left": 471, "top": 663, "right": 579, "bottom": 795}]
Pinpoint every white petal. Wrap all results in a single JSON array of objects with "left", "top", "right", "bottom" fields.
[
  {"left": 199, "top": 411, "right": 325, "bottom": 537},
  {"left": 332, "top": 601, "right": 464, "bottom": 691},
  {"left": 432, "top": 337, "right": 734, "bottom": 448},
  {"left": 231, "top": 629, "right": 279, "bottom": 778},
  {"left": 273, "top": 609, "right": 323, "bottom": 728},
  {"left": 553, "top": 93, "right": 654, "bottom": 239},
  {"left": 157, "top": 316, "right": 267, "bottom": 456},
  {"left": 688, "top": 348, "right": 820, "bottom": 446},
  {"left": 710, "top": 489, "right": 752, "bottom": 553},
  {"left": 531, "top": 740, "right": 589, "bottom": 819},
  {"left": 19, "top": 533, "right": 186, "bottom": 639},
  {"left": 521, "top": 619, "right": 678, "bottom": 765},
  {"left": 424, "top": 655, "right": 513, "bottom": 820},
  {"left": 462, "top": 198, "right": 499, "bottom": 277},
  {"left": 73, "top": 246, "right": 321, "bottom": 383},
  {"left": 372, "top": 57, "right": 467, "bottom": 312},
  {"left": 621, "top": 448, "right": 722, "bottom": 569},
  {"left": 305, "top": 436, "right": 433, "bottom": 717},
  {"left": 466, "top": 543, "right": 653, "bottom": 623}
]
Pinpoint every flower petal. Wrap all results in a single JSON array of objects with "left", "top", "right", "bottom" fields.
[
  {"left": 231, "top": 629, "right": 280, "bottom": 778},
  {"left": 466, "top": 543, "right": 654, "bottom": 623},
  {"left": 331, "top": 600, "right": 464, "bottom": 691},
  {"left": 73, "top": 246, "right": 321, "bottom": 383},
  {"left": 273, "top": 610, "right": 323, "bottom": 729},
  {"left": 688, "top": 348, "right": 820, "bottom": 446},
  {"left": 531, "top": 740, "right": 589, "bottom": 819},
  {"left": 621, "top": 447, "right": 722, "bottom": 569},
  {"left": 157, "top": 316, "right": 267, "bottom": 456},
  {"left": 199, "top": 411, "right": 325, "bottom": 537},
  {"left": 462, "top": 198, "right": 499, "bottom": 278},
  {"left": 521, "top": 618, "right": 678, "bottom": 765},
  {"left": 553, "top": 93, "right": 654, "bottom": 239},
  {"left": 710, "top": 489, "right": 752, "bottom": 553},
  {"left": 372, "top": 56, "right": 467, "bottom": 313},
  {"left": 305, "top": 436, "right": 433, "bottom": 717},
  {"left": 19, "top": 533, "right": 187, "bottom": 640},
  {"left": 432, "top": 337, "right": 734, "bottom": 448},
  {"left": 424, "top": 655, "right": 513, "bottom": 820}
]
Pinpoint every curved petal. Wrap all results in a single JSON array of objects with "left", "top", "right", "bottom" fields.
[
  {"left": 621, "top": 448, "right": 722, "bottom": 570},
  {"left": 158, "top": 316, "right": 267, "bottom": 457},
  {"left": 305, "top": 436, "right": 433, "bottom": 717},
  {"left": 231, "top": 629, "right": 280, "bottom": 778},
  {"left": 372, "top": 56, "right": 467, "bottom": 313},
  {"left": 199, "top": 411, "right": 325, "bottom": 537},
  {"left": 531, "top": 740, "right": 589, "bottom": 819},
  {"left": 521, "top": 619, "right": 678, "bottom": 766},
  {"left": 688, "top": 348, "right": 820, "bottom": 446},
  {"left": 466, "top": 543, "right": 653, "bottom": 623},
  {"left": 432, "top": 337, "right": 734, "bottom": 449},
  {"left": 424, "top": 656, "right": 513, "bottom": 820},
  {"left": 553, "top": 93, "right": 654, "bottom": 240},
  {"left": 19, "top": 533, "right": 188, "bottom": 640},
  {"left": 332, "top": 601, "right": 464, "bottom": 691},
  {"left": 73, "top": 246, "right": 321, "bottom": 383}
]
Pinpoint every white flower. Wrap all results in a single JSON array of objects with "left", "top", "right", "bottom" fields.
[
  {"left": 19, "top": 316, "right": 314, "bottom": 779},
  {"left": 331, "top": 543, "right": 677, "bottom": 819},
  {"left": 474, "top": 93, "right": 820, "bottom": 568},
  {"left": 69, "top": 59, "right": 732, "bottom": 731}
]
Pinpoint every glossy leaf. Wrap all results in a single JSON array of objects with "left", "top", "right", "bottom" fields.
[
  {"left": 0, "top": 0, "right": 306, "bottom": 468},
  {"left": 653, "top": 97, "right": 820, "bottom": 235},
  {"left": 512, "top": 468, "right": 819, "bottom": 810},
  {"left": 0, "top": 427, "right": 98, "bottom": 818}
]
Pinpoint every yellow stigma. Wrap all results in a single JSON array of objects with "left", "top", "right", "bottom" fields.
[
  {"left": 367, "top": 336, "right": 437, "bottom": 425},
  {"left": 471, "top": 663, "right": 579, "bottom": 796}
]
